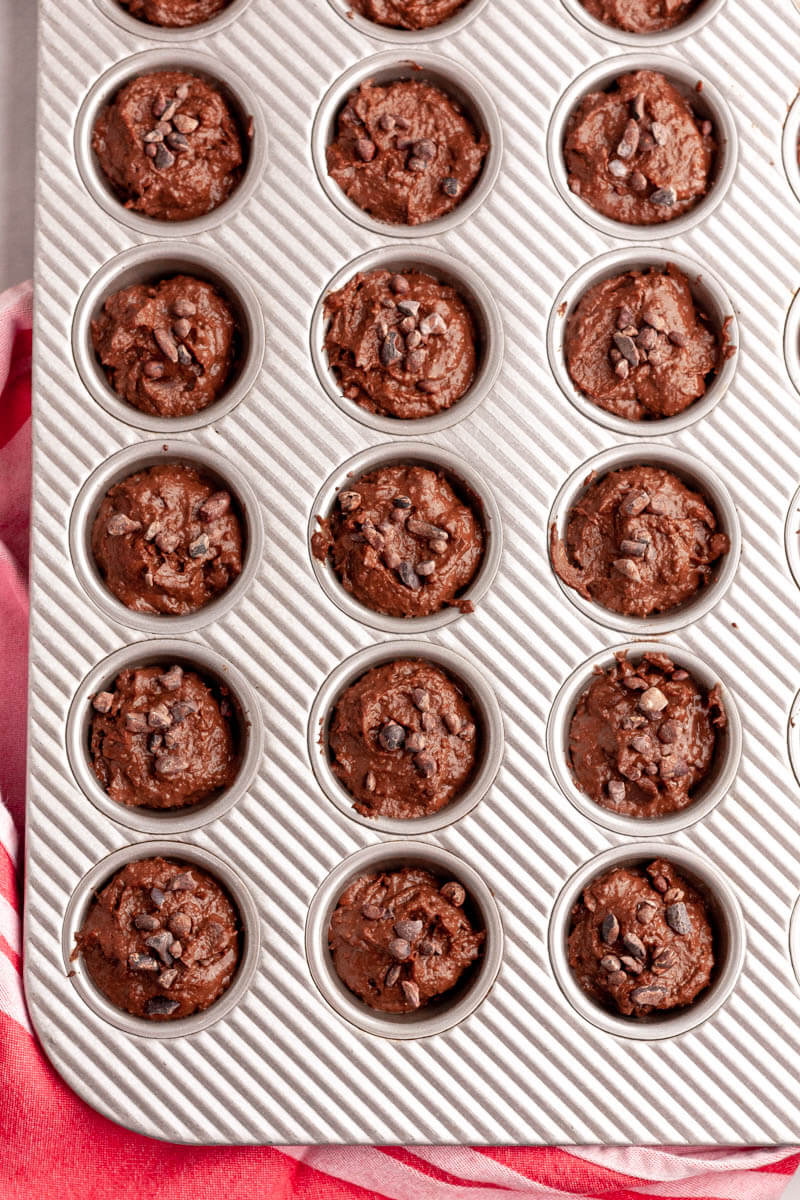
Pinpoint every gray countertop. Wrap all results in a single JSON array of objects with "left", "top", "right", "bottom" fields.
[{"left": 0, "top": 0, "right": 37, "bottom": 290}]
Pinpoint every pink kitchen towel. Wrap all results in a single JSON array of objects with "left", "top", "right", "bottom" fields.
[{"left": 2, "top": 280, "right": 798, "bottom": 1199}]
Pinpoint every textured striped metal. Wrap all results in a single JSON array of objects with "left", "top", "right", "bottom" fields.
[{"left": 25, "top": 0, "right": 800, "bottom": 1143}]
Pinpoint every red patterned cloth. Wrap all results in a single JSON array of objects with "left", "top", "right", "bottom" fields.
[{"left": 2, "top": 281, "right": 797, "bottom": 1198}]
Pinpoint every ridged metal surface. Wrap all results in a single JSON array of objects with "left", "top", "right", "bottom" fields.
[{"left": 24, "top": 0, "right": 800, "bottom": 1143}]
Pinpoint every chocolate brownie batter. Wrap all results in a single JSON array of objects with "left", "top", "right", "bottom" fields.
[
  {"left": 329, "top": 868, "right": 484, "bottom": 1012},
  {"left": 90, "top": 664, "right": 239, "bottom": 809},
  {"left": 550, "top": 465, "right": 729, "bottom": 618},
  {"left": 564, "top": 71, "right": 715, "bottom": 225},
  {"left": 568, "top": 858, "right": 714, "bottom": 1017},
  {"left": 91, "top": 463, "right": 243, "bottom": 615},
  {"left": 75, "top": 857, "right": 240, "bottom": 1020},
  {"left": 565, "top": 265, "right": 722, "bottom": 421},
  {"left": 324, "top": 268, "right": 477, "bottom": 420},
  {"left": 93, "top": 71, "right": 244, "bottom": 221},
  {"left": 92, "top": 276, "right": 237, "bottom": 418},
  {"left": 569, "top": 651, "right": 725, "bottom": 817},
  {"left": 326, "top": 79, "right": 488, "bottom": 226},
  {"left": 329, "top": 659, "right": 478, "bottom": 820},
  {"left": 579, "top": 0, "right": 701, "bottom": 32},
  {"left": 312, "top": 465, "right": 484, "bottom": 619},
  {"left": 117, "top": 0, "right": 232, "bottom": 25},
  {"left": 350, "top": 0, "right": 469, "bottom": 28}
]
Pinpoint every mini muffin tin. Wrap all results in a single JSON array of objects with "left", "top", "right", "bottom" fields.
[{"left": 25, "top": 0, "right": 800, "bottom": 1145}]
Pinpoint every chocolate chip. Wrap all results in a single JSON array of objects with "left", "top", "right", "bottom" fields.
[
  {"left": 650, "top": 873, "right": 669, "bottom": 893},
  {"left": 144, "top": 996, "right": 180, "bottom": 1017},
  {"left": 170, "top": 701, "right": 197, "bottom": 724},
  {"left": 143, "top": 128, "right": 164, "bottom": 143},
  {"left": 663, "top": 887, "right": 685, "bottom": 905},
  {"left": 364, "top": 771, "right": 376, "bottom": 793},
  {"left": 619, "top": 538, "right": 648, "bottom": 557},
  {"left": 614, "top": 359, "right": 630, "bottom": 380},
  {"left": 168, "top": 913, "right": 192, "bottom": 938},
  {"left": 612, "top": 557, "right": 641, "bottom": 582},
  {"left": 650, "top": 186, "right": 677, "bottom": 206},
  {"left": 145, "top": 931, "right": 174, "bottom": 965},
  {"left": 154, "top": 327, "right": 179, "bottom": 363},
  {"left": 385, "top": 963, "right": 401, "bottom": 987},
  {"left": 413, "top": 138, "right": 437, "bottom": 161},
  {"left": 362, "top": 903, "right": 385, "bottom": 920},
  {"left": 430, "top": 538, "right": 448, "bottom": 555},
  {"left": 401, "top": 980, "right": 421, "bottom": 1009},
  {"left": 172, "top": 298, "right": 197, "bottom": 318},
  {"left": 133, "top": 913, "right": 160, "bottom": 932},
  {"left": 621, "top": 490, "right": 650, "bottom": 516},
  {"left": 608, "top": 158, "right": 628, "bottom": 178},
  {"left": 169, "top": 940, "right": 183, "bottom": 958},
  {"left": 338, "top": 490, "right": 361, "bottom": 512},
  {"left": 419, "top": 939, "right": 440, "bottom": 957},
  {"left": 665, "top": 901, "right": 691, "bottom": 935},
  {"left": 652, "top": 947, "right": 677, "bottom": 972},
  {"left": 355, "top": 138, "right": 376, "bottom": 161},
  {"left": 147, "top": 704, "right": 172, "bottom": 729},
  {"left": 106, "top": 512, "right": 141, "bottom": 536},
  {"left": 600, "top": 913, "right": 619, "bottom": 943},
  {"left": 148, "top": 733, "right": 163, "bottom": 754},
  {"left": 394, "top": 919, "right": 423, "bottom": 941},
  {"left": 397, "top": 561, "right": 421, "bottom": 590},
  {"left": 375, "top": 723, "right": 404, "bottom": 754},
  {"left": 153, "top": 144, "right": 175, "bottom": 170},
  {"left": 405, "top": 330, "right": 422, "bottom": 350},
  {"left": 414, "top": 752, "right": 436, "bottom": 778},
  {"left": 379, "top": 113, "right": 396, "bottom": 131},
  {"left": 165, "top": 130, "right": 189, "bottom": 152},
  {"left": 650, "top": 121, "right": 668, "bottom": 146},
  {"left": 405, "top": 732, "right": 426, "bottom": 752},
  {"left": 600, "top": 954, "right": 621, "bottom": 972},
  {"left": 170, "top": 872, "right": 195, "bottom": 891},
  {"left": 671, "top": 669, "right": 689, "bottom": 681},
  {"left": 411, "top": 687, "right": 430, "bottom": 711},
  {"left": 668, "top": 330, "right": 687, "bottom": 347},
  {"left": 630, "top": 171, "right": 647, "bottom": 192},
  {"left": 397, "top": 300, "right": 420, "bottom": 319},
  {"left": 380, "top": 331, "right": 404, "bottom": 367},
  {"left": 658, "top": 720, "right": 680, "bottom": 745},
  {"left": 612, "top": 332, "right": 639, "bottom": 367},
  {"left": 158, "top": 968, "right": 179, "bottom": 989},
  {"left": 407, "top": 156, "right": 428, "bottom": 172},
  {"left": 636, "top": 901, "right": 657, "bottom": 925},
  {"left": 150, "top": 888, "right": 166, "bottom": 908},
  {"left": 419, "top": 312, "right": 447, "bottom": 337},
  {"left": 616, "top": 118, "right": 640, "bottom": 159},
  {"left": 607, "top": 970, "right": 627, "bottom": 986},
  {"left": 388, "top": 937, "right": 411, "bottom": 961},
  {"left": 620, "top": 955, "right": 645, "bottom": 975},
  {"left": 173, "top": 317, "right": 191, "bottom": 340},
  {"left": 442, "top": 176, "right": 460, "bottom": 196},
  {"left": 406, "top": 517, "right": 448, "bottom": 541},
  {"left": 639, "top": 687, "right": 668, "bottom": 715},
  {"left": 441, "top": 881, "right": 465, "bottom": 906},
  {"left": 156, "top": 529, "right": 180, "bottom": 554},
  {"left": 188, "top": 534, "right": 209, "bottom": 558},
  {"left": 621, "top": 932, "right": 646, "bottom": 960},
  {"left": 128, "top": 953, "right": 159, "bottom": 972},
  {"left": 389, "top": 275, "right": 409, "bottom": 294},
  {"left": 630, "top": 985, "right": 665, "bottom": 1006},
  {"left": 92, "top": 691, "right": 114, "bottom": 713},
  {"left": 142, "top": 360, "right": 164, "bottom": 379},
  {"left": 637, "top": 326, "right": 657, "bottom": 351},
  {"left": 177, "top": 343, "right": 193, "bottom": 366},
  {"left": 157, "top": 665, "right": 183, "bottom": 692},
  {"left": 416, "top": 560, "right": 436, "bottom": 577},
  {"left": 124, "top": 711, "right": 148, "bottom": 733},
  {"left": 607, "top": 779, "right": 626, "bottom": 803},
  {"left": 172, "top": 113, "right": 199, "bottom": 133}
]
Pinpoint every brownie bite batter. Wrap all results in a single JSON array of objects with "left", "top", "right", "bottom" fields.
[
  {"left": 569, "top": 651, "right": 725, "bottom": 817},
  {"left": 579, "top": 0, "right": 701, "bottom": 32},
  {"left": 324, "top": 268, "right": 477, "bottom": 420},
  {"left": 91, "top": 275, "right": 237, "bottom": 418},
  {"left": 565, "top": 265, "right": 723, "bottom": 422},
  {"left": 329, "top": 659, "right": 478, "bottom": 820},
  {"left": 92, "top": 71, "right": 244, "bottom": 221},
  {"left": 313, "top": 465, "right": 484, "bottom": 619},
  {"left": 326, "top": 79, "right": 488, "bottom": 226},
  {"left": 76, "top": 857, "right": 240, "bottom": 1020},
  {"left": 91, "top": 463, "right": 243, "bottom": 615},
  {"left": 90, "top": 664, "right": 239, "bottom": 809},
  {"left": 564, "top": 71, "right": 715, "bottom": 225},
  {"left": 550, "top": 465, "right": 729, "bottom": 618},
  {"left": 350, "top": 0, "right": 469, "bottom": 29},
  {"left": 117, "top": 0, "right": 232, "bottom": 25},
  {"left": 329, "top": 868, "right": 484, "bottom": 1012},
  {"left": 568, "top": 858, "right": 714, "bottom": 1017}
]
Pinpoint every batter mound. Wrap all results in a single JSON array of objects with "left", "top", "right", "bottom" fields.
[
  {"left": 569, "top": 650, "right": 725, "bottom": 817},
  {"left": 350, "top": 0, "right": 470, "bottom": 29},
  {"left": 324, "top": 268, "right": 478, "bottom": 420},
  {"left": 91, "top": 463, "right": 243, "bottom": 616},
  {"left": 90, "top": 664, "right": 239, "bottom": 809},
  {"left": 329, "top": 659, "right": 478, "bottom": 820},
  {"left": 329, "top": 867, "right": 484, "bottom": 1012},
  {"left": 93, "top": 70, "right": 245, "bottom": 221},
  {"left": 92, "top": 275, "right": 238, "bottom": 418},
  {"left": 326, "top": 79, "right": 488, "bottom": 226},
  {"left": 117, "top": 0, "right": 232, "bottom": 26},
  {"left": 565, "top": 265, "right": 722, "bottom": 421},
  {"left": 312, "top": 464, "right": 485, "bottom": 619},
  {"left": 76, "top": 856, "right": 240, "bottom": 1020},
  {"left": 579, "top": 0, "right": 701, "bottom": 33},
  {"left": 564, "top": 70, "right": 715, "bottom": 226},
  {"left": 550, "top": 464, "right": 729, "bottom": 618},
  {"left": 568, "top": 858, "right": 714, "bottom": 1017}
]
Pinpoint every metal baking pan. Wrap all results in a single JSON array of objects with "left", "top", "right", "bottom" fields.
[{"left": 24, "top": 0, "right": 800, "bottom": 1144}]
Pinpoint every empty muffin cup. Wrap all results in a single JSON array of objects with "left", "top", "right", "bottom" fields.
[
  {"left": 310, "top": 244, "right": 503, "bottom": 435},
  {"left": 66, "top": 638, "right": 263, "bottom": 835},
  {"left": 62, "top": 839, "right": 261, "bottom": 1038},
  {"left": 548, "top": 842, "right": 745, "bottom": 1039},
  {"left": 559, "top": 0, "right": 728, "bottom": 48},
  {"left": 546, "top": 53, "right": 737, "bottom": 241},
  {"left": 547, "top": 441, "right": 740, "bottom": 636},
  {"left": 74, "top": 48, "right": 265, "bottom": 237},
  {"left": 308, "top": 639, "right": 504, "bottom": 835},
  {"left": 311, "top": 51, "right": 502, "bottom": 239},
  {"left": 308, "top": 440, "right": 503, "bottom": 635},
  {"left": 547, "top": 246, "right": 738, "bottom": 437},
  {"left": 69, "top": 439, "right": 264, "bottom": 635},
  {"left": 72, "top": 242, "right": 265, "bottom": 434},
  {"left": 94, "top": 0, "right": 253, "bottom": 40},
  {"left": 305, "top": 840, "right": 503, "bottom": 1038},
  {"left": 325, "top": 0, "right": 490, "bottom": 43},
  {"left": 547, "top": 641, "right": 742, "bottom": 836}
]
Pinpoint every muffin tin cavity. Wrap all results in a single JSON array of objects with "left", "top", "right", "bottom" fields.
[
  {"left": 94, "top": 0, "right": 253, "bottom": 40},
  {"left": 72, "top": 242, "right": 265, "bottom": 435},
  {"left": 308, "top": 440, "right": 503, "bottom": 635},
  {"left": 547, "top": 641, "right": 742, "bottom": 837},
  {"left": 310, "top": 244, "right": 503, "bottom": 436},
  {"left": 310, "top": 51, "right": 502, "bottom": 239},
  {"left": 548, "top": 842, "right": 745, "bottom": 1040},
  {"left": 546, "top": 54, "right": 738, "bottom": 241},
  {"left": 305, "top": 841, "right": 503, "bottom": 1039},
  {"left": 547, "top": 441, "right": 740, "bottom": 636},
  {"left": 326, "top": 0, "right": 489, "bottom": 44},
  {"left": 559, "top": 0, "right": 727, "bottom": 48},
  {"left": 62, "top": 839, "right": 261, "bottom": 1038},
  {"left": 69, "top": 439, "right": 264, "bottom": 635},
  {"left": 308, "top": 639, "right": 504, "bottom": 836},
  {"left": 547, "top": 247, "right": 738, "bottom": 438},
  {"left": 74, "top": 49, "right": 266, "bottom": 237},
  {"left": 66, "top": 639, "right": 263, "bottom": 835},
  {"left": 781, "top": 91, "right": 800, "bottom": 212}
]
